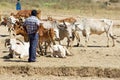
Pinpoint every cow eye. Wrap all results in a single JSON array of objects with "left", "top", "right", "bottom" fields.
[{"left": 16, "top": 43, "right": 20, "bottom": 45}]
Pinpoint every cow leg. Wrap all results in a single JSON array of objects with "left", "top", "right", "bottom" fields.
[
  {"left": 67, "top": 37, "right": 71, "bottom": 48},
  {"left": 72, "top": 31, "right": 75, "bottom": 41},
  {"left": 85, "top": 38, "right": 87, "bottom": 47},
  {"left": 45, "top": 42, "right": 52, "bottom": 55},
  {"left": 85, "top": 33, "right": 89, "bottom": 47},
  {"left": 106, "top": 32, "right": 110, "bottom": 47},
  {"left": 44, "top": 42, "right": 47, "bottom": 55},
  {"left": 109, "top": 33, "right": 116, "bottom": 47},
  {"left": 75, "top": 31, "right": 80, "bottom": 47},
  {"left": 39, "top": 44, "right": 44, "bottom": 56},
  {"left": 36, "top": 43, "right": 41, "bottom": 55},
  {"left": 111, "top": 38, "right": 115, "bottom": 47},
  {"left": 59, "top": 40, "right": 61, "bottom": 45},
  {"left": 71, "top": 31, "right": 78, "bottom": 47}
]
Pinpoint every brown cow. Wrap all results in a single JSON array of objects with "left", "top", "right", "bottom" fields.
[
  {"left": 43, "top": 16, "right": 76, "bottom": 23},
  {"left": 13, "top": 22, "right": 29, "bottom": 42},
  {"left": 15, "top": 10, "right": 41, "bottom": 19},
  {"left": 58, "top": 17, "right": 76, "bottom": 23},
  {"left": 38, "top": 23, "right": 55, "bottom": 55}
]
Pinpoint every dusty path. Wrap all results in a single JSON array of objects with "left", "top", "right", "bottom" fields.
[
  {"left": 0, "top": 25, "right": 120, "bottom": 80},
  {"left": 0, "top": 75, "right": 119, "bottom": 80}
]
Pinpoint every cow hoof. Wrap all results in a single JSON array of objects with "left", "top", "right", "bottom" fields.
[
  {"left": 106, "top": 45, "right": 109, "bottom": 47},
  {"left": 76, "top": 43, "right": 79, "bottom": 47},
  {"left": 8, "top": 53, "right": 14, "bottom": 58},
  {"left": 67, "top": 54, "right": 73, "bottom": 56},
  {"left": 112, "top": 45, "right": 115, "bottom": 47},
  {"left": 40, "top": 54, "right": 44, "bottom": 56},
  {"left": 36, "top": 55, "right": 41, "bottom": 57}
]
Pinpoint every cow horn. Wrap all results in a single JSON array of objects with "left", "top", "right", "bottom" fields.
[
  {"left": 63, "top": 20, "right": 67, "bottom": 28},
  {"left": 16, "top": 38, "right": 24, "bottom": 45}
]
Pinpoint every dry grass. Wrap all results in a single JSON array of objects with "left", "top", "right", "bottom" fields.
[{"left": 0, "top": 0, "right": 120, "bottom": 20}]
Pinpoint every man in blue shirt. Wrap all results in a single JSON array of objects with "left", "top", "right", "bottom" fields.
[
  {"left": 16, "top": 0, "right": 21, "bottom": 10},
  {"left": 23, "top": 10, "right": 40, "bottom": 62}
]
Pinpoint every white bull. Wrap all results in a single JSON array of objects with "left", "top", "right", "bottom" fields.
[
  {"left": 9, "top": 39, "right": 29, "bottom": 58},
  {"left": 5, "top": 38, "right": 30, "bottom": 58},
  {"left": 74, "top": 18, "right": 116, "bottom": 47}
]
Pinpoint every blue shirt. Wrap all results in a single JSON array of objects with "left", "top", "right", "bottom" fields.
[
  {"left": 16, "top": 1, "right": 21, "bottom": 10},
  {"left": 23, "top": 16, "right": 40, "bottom": 34}
]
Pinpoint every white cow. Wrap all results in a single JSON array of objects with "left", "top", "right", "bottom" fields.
[
  {"left": 9, "top": 38, "right": 29, "bottom": 58},
  {"left": 56, "top": 21, "right": 73, "bottom": 47},
  {"left": 74, "top": 18, "right": 116, "bottom": 47},
  {"left": 50, "top": 44, "right": 72, "bottom": 58}
]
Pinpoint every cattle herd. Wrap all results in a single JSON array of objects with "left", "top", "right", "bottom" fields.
[{"left": 0, "top": 10, "right": 117, "bottom": 59}]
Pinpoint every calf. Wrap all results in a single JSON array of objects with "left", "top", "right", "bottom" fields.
[
  {"left": 38, "top": 23, "right": 55, "bottom": 55},
  {"left": 43, "top": 16, "right": 76, "bottom": 24},
  {"left": 50, "top": 44, "right": 72, "bottom": 58}
]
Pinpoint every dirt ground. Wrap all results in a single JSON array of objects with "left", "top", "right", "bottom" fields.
[
  {"left": 0, "top": 75, "right": 119, "bottom": 80},
  {"left": 0, "top": 20, "right": 120, "bottom": 80}
]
